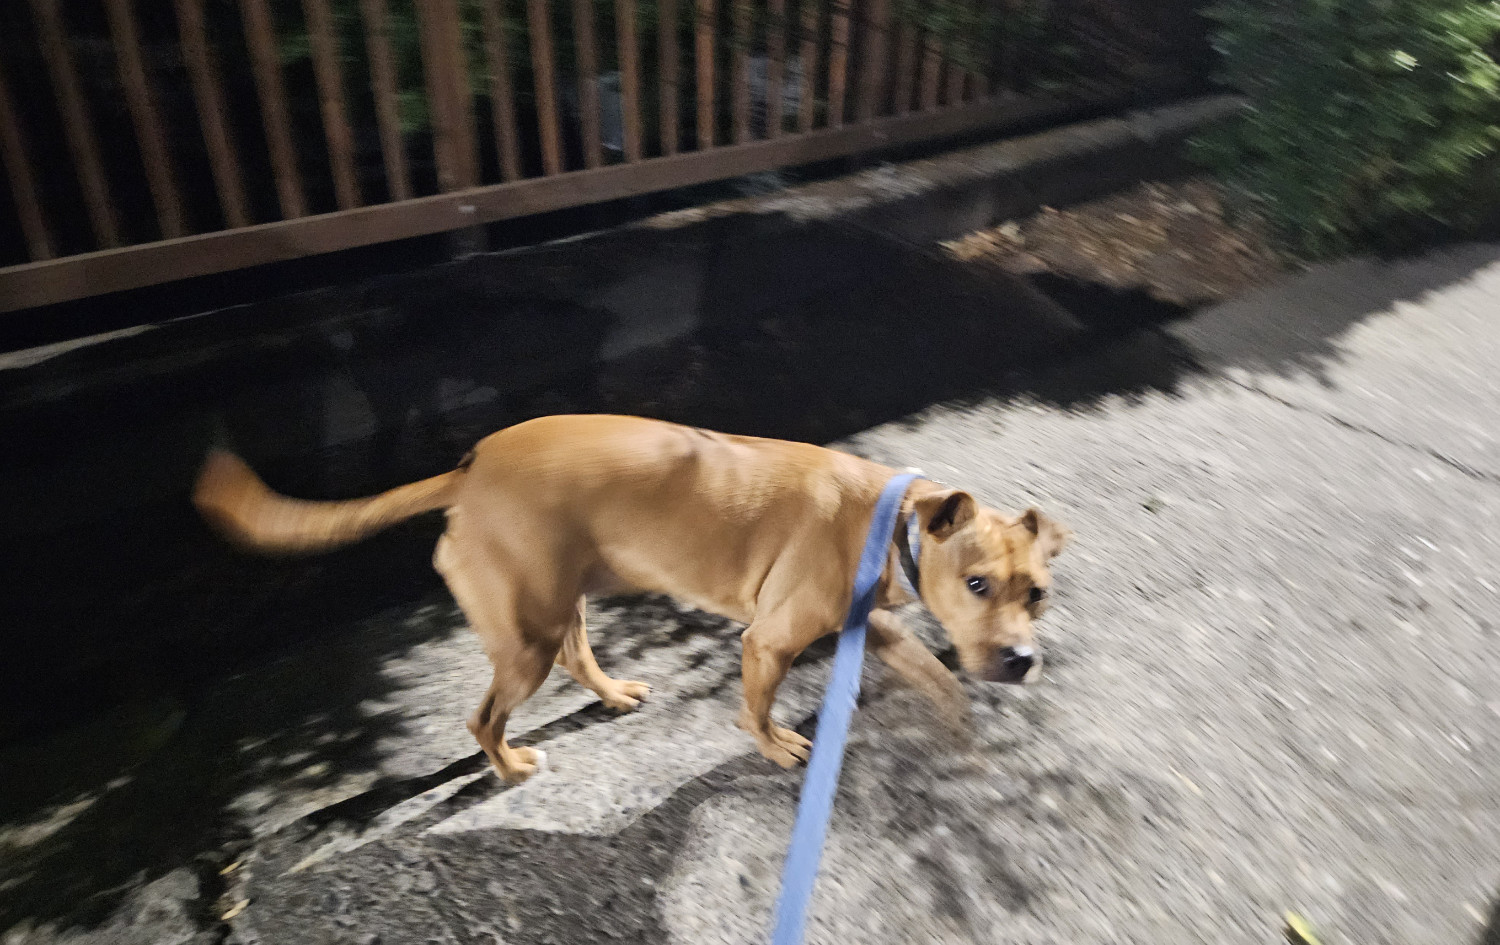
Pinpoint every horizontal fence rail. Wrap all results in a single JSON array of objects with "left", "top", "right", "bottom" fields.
[{"left": 0, "top": 0, "right": 1160, "bottom": 313}]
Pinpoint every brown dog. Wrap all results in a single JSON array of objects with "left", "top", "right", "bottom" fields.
[{"left": 194, "top": 414, "right": 1069, "bottom": 783}]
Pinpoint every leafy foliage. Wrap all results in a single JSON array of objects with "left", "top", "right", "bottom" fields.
[{"left": 1194, "top": 0, "right": 1500, "bottom": 257}]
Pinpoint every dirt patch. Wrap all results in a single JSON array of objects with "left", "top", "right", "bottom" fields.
[{"left": 942, "top": 177, "right": 1286, "bottom": 309}]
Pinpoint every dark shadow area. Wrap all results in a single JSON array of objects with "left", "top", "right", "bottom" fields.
[
  {"left": 242, "top": 750, "right": 786, "bottom": 945},
  {"left": 1028, "top": 271, "right": 1196, "bottom": 333},
  {"left": 580, "top": 264, "right": 1202, "bottom": 443},
  {"left": 1, "top": 220, "right": 1494, "bottom": 938},
  {"left": 1480, "top": 890, "right": 1500, "bottom": 945},
  {"left": 0, "top": 593, "right": 463, "bottom": 934}
]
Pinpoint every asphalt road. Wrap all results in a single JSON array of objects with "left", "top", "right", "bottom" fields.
[{"left": 3, "top": 245, "right": 1498, "bottom": 945}]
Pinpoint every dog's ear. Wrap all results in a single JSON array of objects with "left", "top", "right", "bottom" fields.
[
  {"left": 919, "top": 490, "right": 978, "bottom": 540},
  {"left": 1022, "top": 508, "right": 1070, "bottom": 558}
]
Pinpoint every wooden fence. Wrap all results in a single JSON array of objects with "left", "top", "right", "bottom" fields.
[{"left": 0, "top": 0, "right": 1131, "bottom": 313}]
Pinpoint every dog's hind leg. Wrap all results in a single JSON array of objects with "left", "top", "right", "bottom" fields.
[
  {"left": 867, "top": 609, "right": 971, "bottom": 735},
  {"left": 556, "top": 597, "right": 650, "bottom": 711},
  {"left": 466, "top": 660, "right": 553, "bottom": 783},
  {"left": 435, "top": 532, "right": 557, "bottom": 784}
]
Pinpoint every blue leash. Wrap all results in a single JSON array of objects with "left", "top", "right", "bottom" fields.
[{"left": 769, "top": 472, "right": 919, "bottom": 945}]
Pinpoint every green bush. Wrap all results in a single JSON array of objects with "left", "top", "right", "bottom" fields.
[{"left": 1193, "top": 0, "right": 1500, "bottom": 257}]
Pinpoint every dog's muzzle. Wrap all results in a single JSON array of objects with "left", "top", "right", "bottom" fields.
[{"left": 987, "top": 646, "right": 1035, "bottom": 684}]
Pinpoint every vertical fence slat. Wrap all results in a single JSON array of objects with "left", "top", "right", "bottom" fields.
[
  {"left": 416, "top": 1, "right": 457, "bottom": 190},
  {"left": 0, "top": 57, "right": 54, "bottom": 260},
  {"left": 104, "top": 0, "right": 186, "bottom": 238},
  {"left": 304, "top": 0, "right": 361, "bottom": 208},
  {"left": 892, "top": 20, "right": 916, "bottom": 114},
  {"left": 971, "top": 66, "right": 989, "bottom": 99},
  {"left": 240, "top": 0, "right": 307, "bottom": 218},
  {"left": 417, "top": 0, "right": 456, "bottom": 192},
  {"left": 730, "top": 0, "right": 750, "bottom": 143},
  {"left": 694, "top": 0, "right": 715, "bottom": 148},
  {"left": 971, "top": 0, "right": 993, "bottom": 100},
  {"left": 29, "top": 0, "right": 122, "bottom": 247},
  {"left": 970, "top": 0, "right": 995, "bottom": 98},
  {"left": 945, "top": 52, "right": 965, "bottom": 106},
  {"left": 418, "top": 0, "right": 479, "bottom": 190},
  {"left": 572, "top": 0, "right": 603, "bottom": 168},
  {"left": 950, "top": 0, "right": 979, "bottom": 103},
  {"left": 657, "top": 0, "right": 679, "bottom": 154},
  {"left": 445, "top": 0, "right": 480, "bottom": 186},
  {"left": 918, "top": 32, "right": 940, "bottom": 111},
  {"left": 997, "top": 0, "right": 1022, "bottom": 92},
  {"left": 481, "top": 0, "right": 523, "bottom": 181},
  {"left": 796, "top": 0, "right": 818, "bottom": 132},
  {"left": 359, "top": 0, "right": 412, "bottom": 200},
  {"left": 765, "top": 0, "right": 785, "bottom": 137},
  {"left": 825, "top": 0, "right": 850, "bottom": 128},
  {"left": 617, "top": 0, "right": 643, "bottom": 160},
  {"left": 173, "top": 0, "right": 250, "bottom": 227},
  {"left": 527, "top": 0, "right": 564, "bottom": 174},
  {"left": 854, "top": 0, "right": 888, "bottom": 123}
]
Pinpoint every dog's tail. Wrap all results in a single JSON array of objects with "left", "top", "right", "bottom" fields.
[{"left": 192, "top": 450, "right": 463, "bottom": 555}]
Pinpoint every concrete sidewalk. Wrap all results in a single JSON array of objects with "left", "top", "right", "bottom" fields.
[{"left": 4, "top": 245, "right": 1499, "bottom": 945}]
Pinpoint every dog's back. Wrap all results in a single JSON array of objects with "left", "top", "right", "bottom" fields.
[
  {"left": 459, "top": 415, "right": 890, "bottom": 619},
  {"left": 195, "top": 415, "right": 891, "bottom": 613}
]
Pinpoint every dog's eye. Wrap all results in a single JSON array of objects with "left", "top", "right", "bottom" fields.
[
  {"left": 1029, "top": 586, "right": 1047, "bottom": 605},
  {"left": 965, "top": 576, "right": 991, "bottom": 597}
]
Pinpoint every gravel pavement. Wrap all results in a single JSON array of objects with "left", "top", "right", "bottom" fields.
[{"left": 3, "top": 245, "right": 1499, "bottom": 945}]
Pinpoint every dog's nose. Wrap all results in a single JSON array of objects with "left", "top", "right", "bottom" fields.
[{"left": 994, "top": 646, "right": 1034, "bottom": 683}]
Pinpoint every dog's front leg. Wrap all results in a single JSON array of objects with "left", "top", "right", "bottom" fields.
[
  {"left": 737, "top": 615, "right": 824, "bottom": 768},
  {"left": 867, "top": 609, "right": 971, "bottom": 735}
]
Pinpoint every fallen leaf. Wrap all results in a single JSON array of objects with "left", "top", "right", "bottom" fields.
[
  {"left": 221, "top": 899, "right": 250, "bottom": 922},
  {"left": 1285, "top": 912, "right": 1324, "bottom": 945}
]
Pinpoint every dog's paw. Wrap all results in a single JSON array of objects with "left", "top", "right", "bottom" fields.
[
  {"left": 756, "top": 726, "right": 812, "bottom": 768},
  {"left": 496, "top": 746, "right": 546, "bottom": 784},
  {"left": 599, "top": 679, "right": 650, "bottom": 712}
]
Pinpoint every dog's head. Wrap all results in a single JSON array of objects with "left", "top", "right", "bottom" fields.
[{"left": 912, "top": 490, "right": 1070, "bottom": 684}]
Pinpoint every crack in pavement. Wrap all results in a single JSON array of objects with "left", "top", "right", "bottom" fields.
[
  {"left": 1175, "top": 338, "right": 1500, "bottom": 488},
  {"left": 1243, "top": 379, "right": 1500, "bottom": 486}
]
